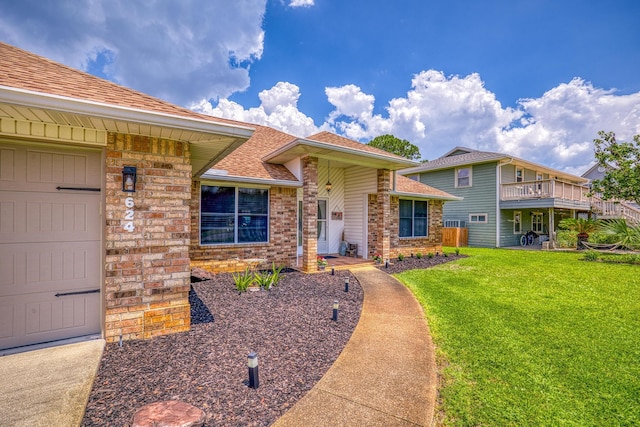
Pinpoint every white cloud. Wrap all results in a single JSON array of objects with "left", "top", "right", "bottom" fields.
[
  {"left": 289, "top": 0, "right": 315, "bottom": 7},
  {"left": 204, "top": 73, "right": 640, "bottom": 175},
  {"left": 192, "top": 82, "right": 319, "bottom": 137},
  {"left": 0, "top": 0, "right": 267, "bottom": 106}
]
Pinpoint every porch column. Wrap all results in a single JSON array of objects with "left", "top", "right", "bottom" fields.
[
  {"left": 302, "top": 156, "right": 318, "bottom": 272},
  {"left": 377, "top": 169, "right": 391, "bottom": 261}
]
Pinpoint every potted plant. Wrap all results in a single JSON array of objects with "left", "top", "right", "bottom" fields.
[
  {"left": 372, "top": 252, "right": 383, "bottom": 264},
  {"left": 558, "top": 217, "right": 600, "bottom": 250},
  {"left": 317, "top": 255, "right": 328, "bottom": 270}
]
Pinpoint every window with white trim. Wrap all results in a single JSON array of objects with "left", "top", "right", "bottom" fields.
[
  {"left": 469, "top": 213, "right": 488, "bottom": 223},
  {"left": 455, "top": 167, "right": 472, "bottom": 187},
  {"left": 532, "top": 212, "right": 543, "bottom": 233},
  {"left": 399, "top": 199, "right": 428, "bottom": 237},
  {"left": 514, "top": 211, "right": 522, "bottom": 234},
  {"left": 201, "top": 185, "right": 269, "bottom": 244},
  {"left": 515, "top": 167, "right": 524, "bottom": 183}
]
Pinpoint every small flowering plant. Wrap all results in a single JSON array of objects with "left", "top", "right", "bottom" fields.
[
  {"left": 317, "top": 255, "right": 328, "bottom": 267},
  {"left": 372, "top": 252, "right": 383, "bottom": 262}
]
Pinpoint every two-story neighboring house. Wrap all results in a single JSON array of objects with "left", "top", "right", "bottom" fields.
[{"left": 402, "top": 147, "right": 592, "bottom": 247}]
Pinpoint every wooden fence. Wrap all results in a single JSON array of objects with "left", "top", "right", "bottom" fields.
[{"left": 443, "top": 227, "right": 468, "bottom": 247}]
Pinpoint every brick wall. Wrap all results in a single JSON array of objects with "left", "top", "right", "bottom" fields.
[
  {"left": 301, "top": 156, "right": 318, "bottom": 272},
  {"left": 369, "top": 195, "right": 444, "bottom": 260},
  {"left": 189, "top": 181, "right": 298, "bottom": 273},
  {"left": 104, "top": 133, "right": 191, "bottom": 342}
]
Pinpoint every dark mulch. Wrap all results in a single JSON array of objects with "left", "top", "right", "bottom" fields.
[
  {"left": 378, "top": 252, "right": 466, "bottom": 274},
  {"left": 82, "top": 255, "right": 463, "bottom": 426},
  {"left": 82, "top": 270, "right": 363, "bottom": 427}
]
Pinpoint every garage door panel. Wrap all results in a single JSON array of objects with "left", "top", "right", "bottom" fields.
[
  {"left": 0, "top": 143, "right": 101, "bottom": 192},
  {"left": 1, "top": 291, "right": 99, "bottom": 349},
  {"left": 0, "top": 191, "right": 99, "bottom": 243},
  {"left": 0, "top": 242, "right": 100, "bottom": 295}
]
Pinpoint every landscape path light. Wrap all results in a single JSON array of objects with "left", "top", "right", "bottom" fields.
[
  {"left": 248, "top": 352, "right": 259, "bottom": 389},
  {"left": 332, "top": 300, "right": 339, "bottom": 322},
  {"left": 344, "top": 277, "right": 349, "bottom": 292}
]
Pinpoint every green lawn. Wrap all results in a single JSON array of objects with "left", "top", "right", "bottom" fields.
[{"left": 395, "top": 248, "right": 640, "bottom": 426}]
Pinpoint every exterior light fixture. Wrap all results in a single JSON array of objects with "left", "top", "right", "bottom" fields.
[
  {"left": 247, "top": 352, "right": 259, "bottom": 389},
  {"left": 325, "top": 160, "right": 332, "bottom": 193},
  {"left": 122, "top": 166, "right": 137, "bottom": 193},
  {"left": 332, "top": 300, "right": 339, "bottom": 322},
  {"left": 344, "top": 277, "right": 349, "bottom": 292}
]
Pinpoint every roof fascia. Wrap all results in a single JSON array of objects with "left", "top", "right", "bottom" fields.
[
  {"left": 263, "top": 138, "right": 418, "bottom": 170},
  {"left": 0, "top": 85, "right": 255, "bottom": 139},
  {"left": 390, "top": 190, "right": 463, "bottom": 201},
  {"left": 198, "top": 173, "right": 302, "bottom": 188}
]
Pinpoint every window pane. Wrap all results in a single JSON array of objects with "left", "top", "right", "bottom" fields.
[
  {"left": 399, "top": 200, "right": 413, "bottom": 218},
  {"left": 399, "top": 218, "right": 412, "bottom": 237},
  {"left": 414, "top": 201, "right": 427, "bottom": 218},
  {"left": 202, "top": 186, "right": 235, "bottom": 213},
  {"left": 317, "top": 200, "right": 327, "bottom": 220},
  {"left": 457, "top": 168, "right": 470, "bottom": 187},
  {"left": 238, "top": 215, "right": 268, "bottom": 243},
  {"left": 238, "top": 188, "right": 268, "bottom": 214},
  {"left": 414, "top": 218, "right": 427, "bottom": 236},
  {"left": 201, "top": 214, "right": 234, "bottom": 244}
]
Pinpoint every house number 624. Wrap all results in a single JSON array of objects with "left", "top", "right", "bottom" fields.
[{"left": 124, "top": 197, "right": 135, "bottom": 232}]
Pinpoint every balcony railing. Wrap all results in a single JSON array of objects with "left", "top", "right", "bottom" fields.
[
  {"left": 500, "top": 179, "right": 590, "bottom": 202},
  {"left": 591, "top": 196, "right": 640, "bottom": 224}
]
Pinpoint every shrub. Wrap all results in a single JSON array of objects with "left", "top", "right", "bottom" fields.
[
  {"left": 398, "top": 253, "right": 405, "bottom": 261},
  {"left": 583, "top": 250, "right": 599, "bottom": 261},
  {"left": 455, "top": 247, "right": 460, "bottom": 256},
  {"left": 232, "top": 267, "right": 253, "bottom": 293},
  {"left": 427, "top": 252, "right": 434, "bottom": 259},
  {"left": 556, "top": 230, "right": 577, "bottom": 248},
  {"left": 443, "top": 252, "right": 449, "bottom": 257},
  {"left": 416, "top": 252, "right": 423, "bottom": 259}
]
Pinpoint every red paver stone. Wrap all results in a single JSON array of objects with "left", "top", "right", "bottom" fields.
[{"left": 131, "top": 400, "right": 205, "bottom": 427}]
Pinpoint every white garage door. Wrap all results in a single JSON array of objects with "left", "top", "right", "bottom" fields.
[{"left": 0, "top": 142, "right": 102, "bottom": 350}]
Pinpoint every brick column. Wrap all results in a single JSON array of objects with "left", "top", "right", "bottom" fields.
[
  {"left": 104, "top": 133, "right": 191, "bottom": 342},
  {"left": 302, "top": 156, "right": 318, "bottom": 272},
  {"left": 377, "top": 169, "right": 391, "bottom": 261}
]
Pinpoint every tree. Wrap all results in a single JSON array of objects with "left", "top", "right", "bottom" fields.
[
  {"left": 367, "top": 134, "right": 422, "bottom": 161},
  {"left": 590, "top": 131, "right": 640, "bottom": 205}
]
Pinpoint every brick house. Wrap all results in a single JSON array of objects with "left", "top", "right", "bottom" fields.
[{"left": 0, "top": 42, "right": 457, "bottom": 351}]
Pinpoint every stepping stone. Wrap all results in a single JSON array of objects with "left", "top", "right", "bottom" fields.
[{"left": 132, "top": 400, "right": 205, "bottom": 427}]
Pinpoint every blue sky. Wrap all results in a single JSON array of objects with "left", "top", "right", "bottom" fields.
[{"left": 1, "top": 0, "right": 639, "bottom": 174}]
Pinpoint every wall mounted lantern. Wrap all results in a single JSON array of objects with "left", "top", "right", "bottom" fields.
[{"left": 122, "top": 166, "right": 137, "bottom": 192}]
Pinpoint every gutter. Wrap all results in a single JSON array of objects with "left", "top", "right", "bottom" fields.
[
  {"left": 391, "top": 190, "right": 462, "bottom": 202},
  {"left": 0, "top": 85, "right": 255, "bottom": 139},
  {"left": 199, "top": 173, "right": 303, "bottom": 188}
]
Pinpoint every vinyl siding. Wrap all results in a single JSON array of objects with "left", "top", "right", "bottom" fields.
[
  {"left": 317, "top": 165, "right": 345, "bottom": 253},
  {"left": 344, "top": 166, "right": 377, "bottom": 257},
  {"left": 418, "top": 162, "right": 498, "bottom": 247}
]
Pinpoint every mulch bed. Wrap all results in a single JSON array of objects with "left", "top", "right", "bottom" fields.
[
  {"left": 82, "top": 270, "right": 363, "bottom": 427},
  {"left": 378, "top": 252, "right": 466, "bottom": 274},
  {"left": 82, "top": 254, "right": 463, "bottom": 426}
]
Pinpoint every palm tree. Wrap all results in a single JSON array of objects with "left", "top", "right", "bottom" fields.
[
  {"left": 598, "top": 218, "right": 640, "bottom": 250},
  {"left": 558, "top": 217, "right": 600, "bottom": 250}
]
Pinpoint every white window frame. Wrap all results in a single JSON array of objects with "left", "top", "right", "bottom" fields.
[
  {"left": 455, "top": 166, "right": 472, "bottom": 188},
  {"left": 469, "top": 213, "right": 488, "bottom": 224},
  {"left": 200, "top": 184, "right": 270, "bottom": 245},
  {"left": 513, "top": 211, "right": 522, "bottom": 234},
  {"left": 515, "top": 167, "right": 524, "bottom": 183},
  {"left": 532, "top": 212, "right": 544, "bottom": 233},
  {"left": 399, "top": 199, "right": 429, "bottom": 238}
]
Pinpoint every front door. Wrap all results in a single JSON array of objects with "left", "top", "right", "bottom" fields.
[
  {"left": 0, "top": 142, "right": 102, "bottom": 350},
  {"left": 317, "top": 199, "right": 328, "bottom": 254}
]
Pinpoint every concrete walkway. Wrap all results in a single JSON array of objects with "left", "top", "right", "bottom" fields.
[
  {"left": 0, "top": 339, "right": 104, "bottom": 427},
  {"left": 273, "top": 266, "right": 437, "bottom": 426}
]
